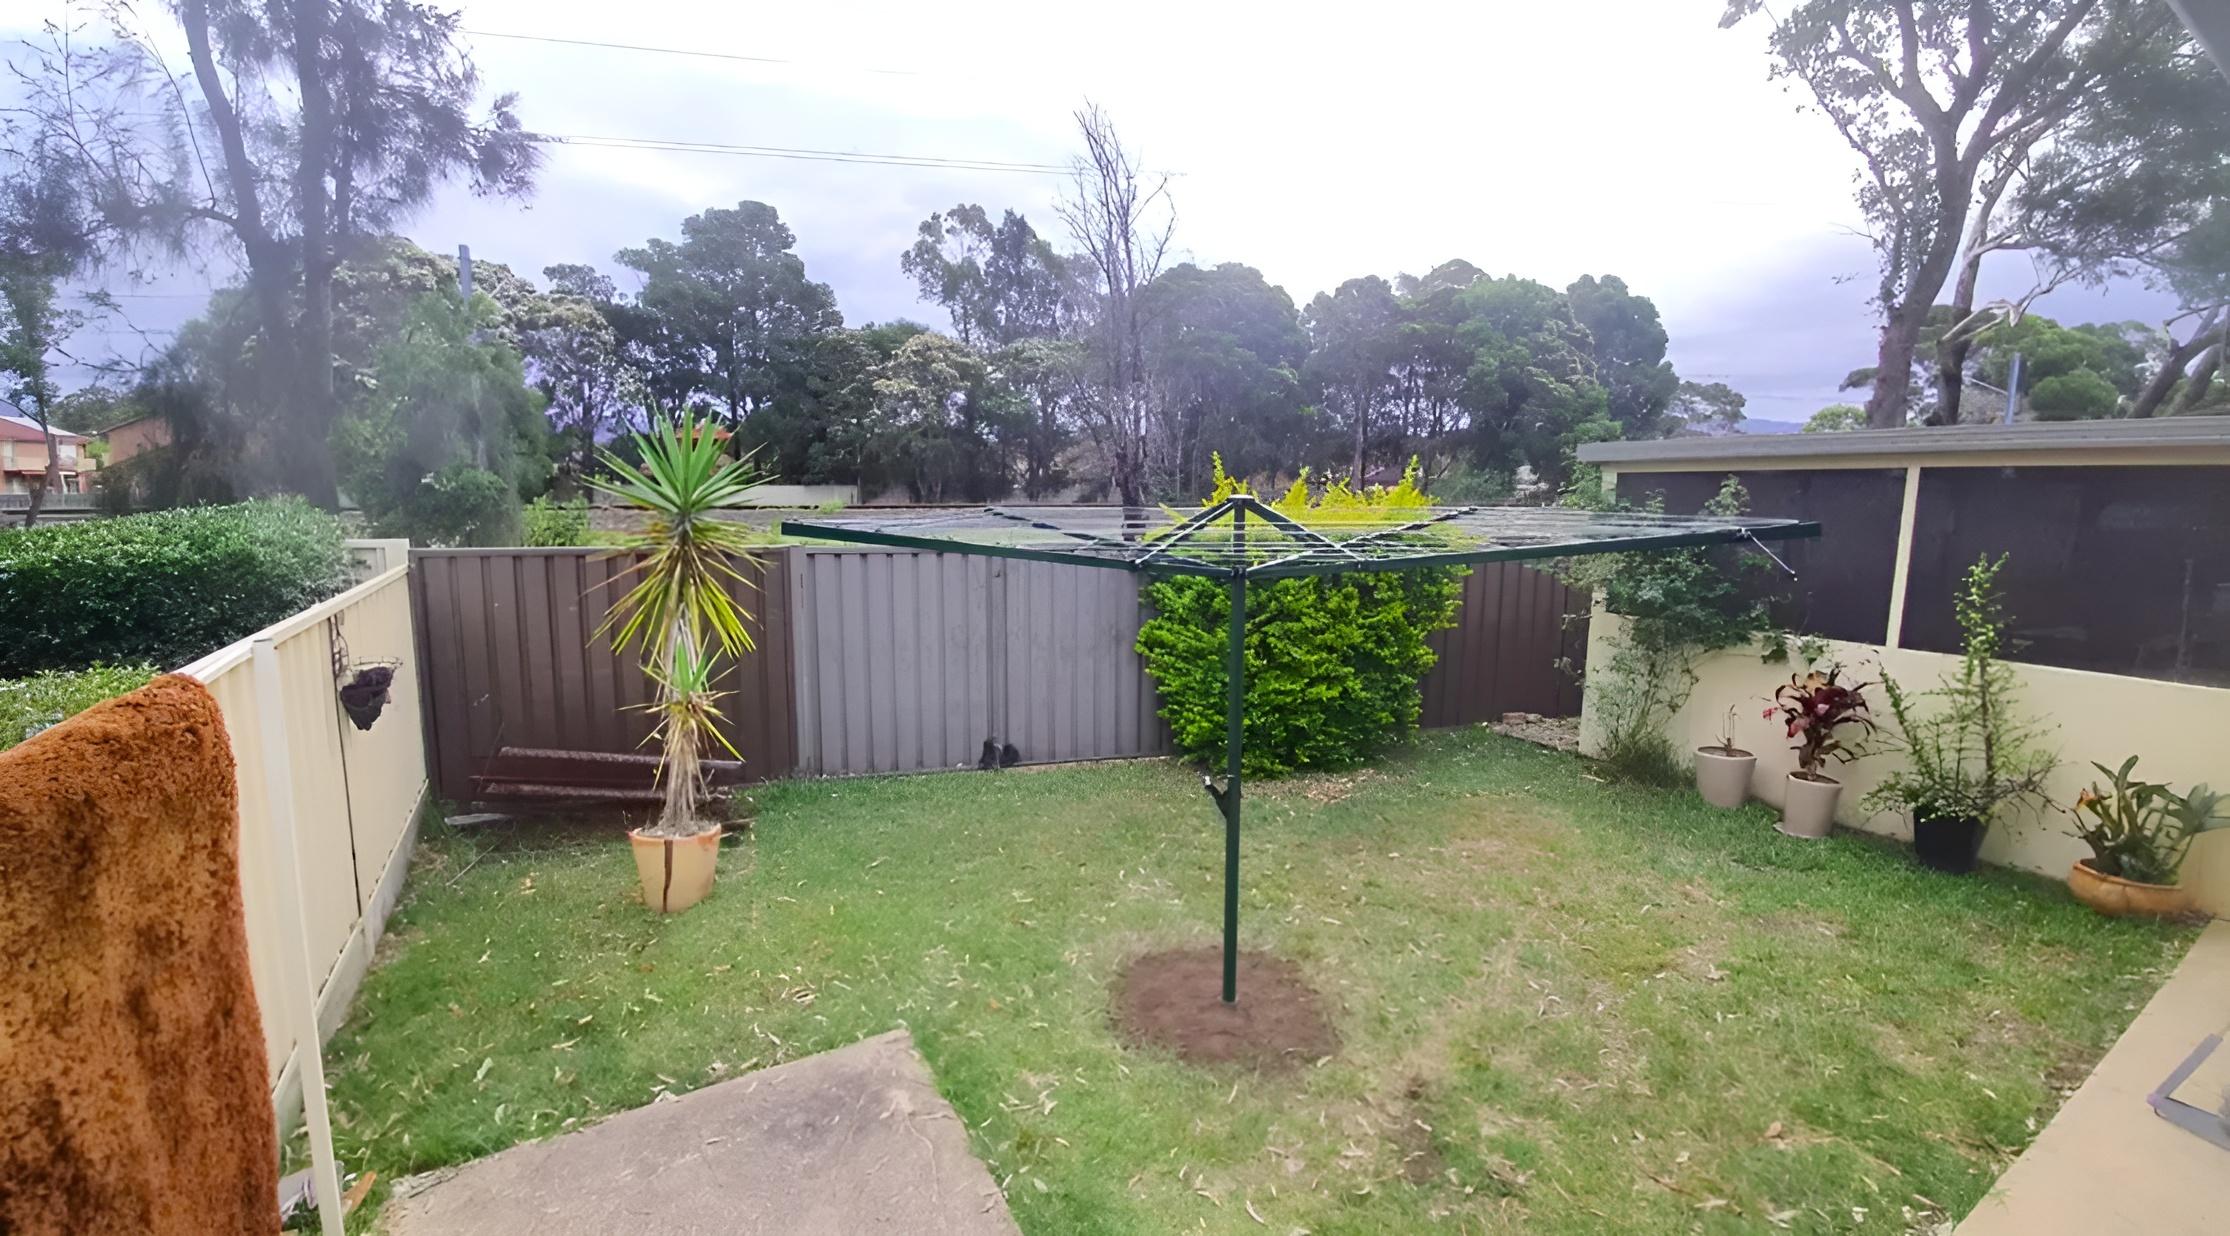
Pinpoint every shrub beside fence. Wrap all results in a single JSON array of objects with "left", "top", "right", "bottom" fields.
[{"left": 0, "top": 499, "right": 350, "bottom": 676}]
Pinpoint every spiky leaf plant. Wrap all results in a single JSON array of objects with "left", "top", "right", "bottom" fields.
[{"left": 591, "top": 409, "right": 768, "bottom": 836}]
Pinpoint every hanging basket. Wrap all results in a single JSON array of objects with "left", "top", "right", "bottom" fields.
[{"left": 338, "top": 663, "right": 397, "bottom": 731}]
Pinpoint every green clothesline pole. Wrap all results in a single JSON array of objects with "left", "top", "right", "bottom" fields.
[{"left": 1220, "top": 502, "right": 1247, "bottom": 1004}]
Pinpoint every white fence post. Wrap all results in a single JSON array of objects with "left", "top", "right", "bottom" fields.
[{"left": 250, "top": 637, "right": 348, "bottom": 1235}]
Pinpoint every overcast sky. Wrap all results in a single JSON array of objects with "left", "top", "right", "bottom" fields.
[{"left": 21, "top": 0, "right": 2183, "bottom": 421}]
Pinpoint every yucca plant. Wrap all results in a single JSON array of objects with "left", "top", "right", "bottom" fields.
[
  {"left": 590, "top": 409, "right": 768, "bottom": 839},
  {"left": 638, "top": 640, "right": 742, "bottom": 835}
]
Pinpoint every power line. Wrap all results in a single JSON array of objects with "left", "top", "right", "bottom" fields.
[
  {"left": 461, "top": 28, "right": 924, "bottom": 78},
  {"left": 534, "top": 133, "right": 1071, "bottom": 176}
]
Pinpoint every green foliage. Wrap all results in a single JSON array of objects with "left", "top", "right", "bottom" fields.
[
  {"left": 1554, "top": 476, "right": 1781, "bottom": 784},
  {"left": 522, "top": 495, "right": 592, "bottom": 547},
  {"left": 2066, "top": 757, "right": 2228, "bottom": 885},
  {"left": 0, "top": 499, "right": 348, "bottom": 675},
  {"left": 616, "top": 201, "right": 841, "bottom": 422},
  {"left": 1864, "top": 556, "right": 2056, "bottom": 827},
  {"left": 1669, "top": 380, "right": 1746, "bottom": 437},
  {"left": 2027, "top": 369, "right": 2121, "bottom": 420},
  {"left": 1136, "top": 458, "right": 1463, "bottom": 776},
  {"left": 1803, "top": 404, "right": 1868, "bottom": 433},
  {"left": 0, "top": 663, "right": 157, "bottom": 750},
  {"left": 337, "top": 291, "right": 551, "bottom": 545}
]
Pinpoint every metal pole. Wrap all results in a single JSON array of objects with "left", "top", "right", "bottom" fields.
[
  {"left": 2002, "top": 351, "right": 2023, "bottom": 424},
  {"left": 1221, "top": 503, "right": 1246, "bottom": 1004}
]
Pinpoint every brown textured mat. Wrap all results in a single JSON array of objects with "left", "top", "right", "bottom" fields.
[{"left": 0, "top": 674, "right": 279, "bottom": 1235}]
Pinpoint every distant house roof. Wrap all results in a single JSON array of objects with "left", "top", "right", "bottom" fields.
[{"left": 0, "top": 413, "right": 90, "bottom": 445}]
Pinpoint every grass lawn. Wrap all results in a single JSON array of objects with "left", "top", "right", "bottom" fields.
[{"left": 324, "top": 730, "right": 2193, "bottom": 1233}]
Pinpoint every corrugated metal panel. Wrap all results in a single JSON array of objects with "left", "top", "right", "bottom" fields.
[
  {"left": 1419, "top": 562, "right": 1590, "bottom": 725},
  {"left": 790, "top": 548, "right": 1167, "bottom": 775},
  {"left": 411, "top": 548, "right": 797, "bottom": 802}
]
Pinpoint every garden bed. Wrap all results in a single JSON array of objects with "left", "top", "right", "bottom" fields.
[{"left": 321, "top": 730, "right": 2194, "bottom": 1232}]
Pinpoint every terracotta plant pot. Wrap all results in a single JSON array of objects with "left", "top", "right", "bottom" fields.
[
  {"left": 1778, "top": 772, "right": 1841, "bottom": 839},
  {"left": 629, "top": 825, "right": 723, "bottom": 913},
  {"left": 2067, "top": 858, "right": 2193, "bottom": 918},
  {"left": 1694, "top": 746, "right": 1756, "bottom": 809},
  {"left": 1912, "top": 811, "right": 1987, "bottom": 873}
]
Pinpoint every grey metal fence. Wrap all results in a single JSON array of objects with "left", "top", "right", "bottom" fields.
[{"left": 788, "top": 548, "right": 1167, "bottom": 775}]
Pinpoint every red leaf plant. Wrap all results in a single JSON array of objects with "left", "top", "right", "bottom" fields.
[{"left": 1766, "top": 664, "right": 1875, "bottom": 781}]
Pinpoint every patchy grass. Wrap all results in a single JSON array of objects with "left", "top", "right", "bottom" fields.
[{"left": 323, "top": 730, "right": 2191, "bottom": 1233}]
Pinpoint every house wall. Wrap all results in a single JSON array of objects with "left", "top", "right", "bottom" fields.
[
  {"left": 1581, "top": 438, "right": 2230, "bottom": 914},
  {"left": 100, "top": 417, "right": 170, "bottom": 465},
  {"left": 1580, "top": 614, "right": 2230, "bottom": 914},
  {"left": 176, "top": 550, "right": 429, "bottom": 1124}
]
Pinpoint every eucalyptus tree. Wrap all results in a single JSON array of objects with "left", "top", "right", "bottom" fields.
[
  {"left": 1726, "top": 0, "right": 2180, "bottom": 428},
  {"left": 615, "top": 201, "right": 842, "bottom": 428},
  {"left": 2, "top": 1, "right": 539, "bottom": 505}
]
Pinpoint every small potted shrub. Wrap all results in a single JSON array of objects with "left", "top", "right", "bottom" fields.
[
  {"left": 1864, "top": 556, "right": 2055, "bottom": 873},
  {"left": 1694, "top": 705, "right": 1756, "bottom": 809},
  {"left": 1767, "top": 664, "right": 1873, "bottom": 838},
  {"left": 2064, "top": 757, "right": 2226, "bottom": 917}
]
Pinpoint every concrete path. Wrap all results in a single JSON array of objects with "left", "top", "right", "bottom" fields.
[
  {"left": 1956, "top": 919, "right": 2230, "bottom": 1236},
  {"left": 384, "top": 1030, "right": 1019, "bottom": 1236}
]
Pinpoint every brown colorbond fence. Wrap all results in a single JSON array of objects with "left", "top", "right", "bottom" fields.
[
  {"left": 1421, "top": 562, "right": 1590, "bottom": 725},
  {"left": 410, "top": 548, "right": 796, "bottom": 803},
  {"left": 410, "top": 547, "right": 1582, "bottom": 801}
]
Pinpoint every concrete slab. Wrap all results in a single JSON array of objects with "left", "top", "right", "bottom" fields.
[
  {"left": 384, "top": 1030, "right": 1019, "bottom": 1236},
  {"left": 1956, "top": 919, "right": 2230, "bottom": 1236}
]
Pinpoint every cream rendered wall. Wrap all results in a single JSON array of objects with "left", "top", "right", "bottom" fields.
[{"left": 1579, "top": 614, "right": 2230, "bottom": 915}]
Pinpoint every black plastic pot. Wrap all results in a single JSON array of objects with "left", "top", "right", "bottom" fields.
[
  {"left": 1912, "top": 811, "right": 1987, "bottom": 873},
  {"left": 339, "top": 665, "right": 396, "bottom": 731}
]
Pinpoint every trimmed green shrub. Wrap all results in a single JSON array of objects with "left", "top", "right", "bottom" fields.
[
  {"left": 1136, "top": 459, "right": 1464, "bottom": 777},
  {"left": 0, "top": 499, "right": 349, "bottom": 675},
  {"left": 0, "top": 664, "right": 158, "bottom": 750}
]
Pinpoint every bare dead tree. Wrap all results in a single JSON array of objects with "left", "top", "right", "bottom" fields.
[{"left": 1056, "top": 102, "right": 1173, "bottom": 509}]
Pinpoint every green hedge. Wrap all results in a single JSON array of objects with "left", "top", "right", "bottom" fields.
[
  {"left": 1140, "top": 570, "right": 1463, "bottom": 777},
  {"left": 1135, "top": 457, "right": 1465, "bottom": 777},
  {"left": 0, "top": 664, "right": 158, "bottom": 750},
  {"left": 0, "top": 500, "right": 349, "bottom": 676}
]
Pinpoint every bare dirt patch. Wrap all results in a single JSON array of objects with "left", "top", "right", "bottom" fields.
[
  {"left": 1489, "top": 712, "right": 1580, "bottom": 752},
  {"left": 1112, "top": 948, "right": 1339, "bottom": 1071}
]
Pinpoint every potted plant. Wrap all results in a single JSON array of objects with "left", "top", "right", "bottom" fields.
[
  {"left": 1863, "top": 556, "right": 2055, "bottom": 873},
  {"left": 1767, "top": 663, "right": 1873, "bottom": 838},
  {"left": 2063, "top": 757, "right": 2226, "bottom": 917},
  {"left": 1694, "top": 705, "right": 1756, "bottom": 809},
  {"left": 591, "top": 410, "right": 769, "bottom": 913}
]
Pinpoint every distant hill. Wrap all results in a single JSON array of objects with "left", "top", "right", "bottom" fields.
[{"left": 1737, "top": 418, "right": 1805, "bottom": 435}]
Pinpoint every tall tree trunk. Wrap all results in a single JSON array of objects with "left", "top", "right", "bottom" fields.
[
  {"left": 2129, "top": 314, "right": 2219, "bottom": 418},
  {"left": 20, "top": 425, "right": 59, "bottom": 529},
  {"left": 1930, "top": 166, "right": 2018, "bottom": 427},
  {"left": 2173, "top": 343, "right": 2221, "bottom": 414},
  {"left": 1351, "top": 390, "right": 1365, "bottom": 482},
  {"left": 288, "top": 0, "right": 341, "bottom": 509},
  {"left": 1865, "top": 301, "right": 1932, "bottom": 428}
]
